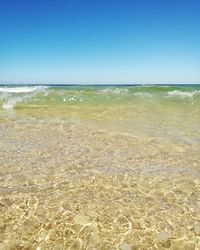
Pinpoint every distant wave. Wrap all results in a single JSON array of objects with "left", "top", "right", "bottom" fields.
[{"left": 167, "top": 90, "right": 200, "bottom": 97}]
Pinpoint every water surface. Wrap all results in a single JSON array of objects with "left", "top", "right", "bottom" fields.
[{"left": 0, "top": 84, "right": 200, "bottom": 249}]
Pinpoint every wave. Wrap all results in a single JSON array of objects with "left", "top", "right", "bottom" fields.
[
  {"left": 0, "top": 86, "right": 48, "bottom": 93},
  {"left": 2, "top": 97, "right": 21, "bottom": 110},
  {"left": 63, "top": 95, "right": 85, "bottom": 102},
  {"left": 98, "top": 88, "right": 128, "bottom": 94},
  {"left": 1, "top": 85, "right": 200, "bottom": 110},
  {"left": 134, "top": 92, "right": 152, "bottom": 97},
  {"left": 0, "top": 86, "right": 48, "bottom": 110},
  {"left": 167, "top": 90, "right": 200, "bottom": 97}
]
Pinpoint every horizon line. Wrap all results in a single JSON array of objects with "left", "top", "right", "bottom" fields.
[{"left": 0, "top": 82, "right": 200, "bottom": 87}]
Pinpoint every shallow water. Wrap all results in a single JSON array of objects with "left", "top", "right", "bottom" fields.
[{"left": 0, "top": 85, "right": 200, "bottom": 249}]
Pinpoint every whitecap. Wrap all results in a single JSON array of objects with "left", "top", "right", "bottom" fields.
[
  {"left": 167, "top": 90, "right": 200, "bottom": 97},
  {"left": 98, "top": 88, "right": 128, "bottom": 94},
  {"left": 134, "top": 92, "right": 152, "bottom": 97},
  {"left": 0, "top": 85, "right": 48, "bottom": 93},
  {"left": 62, "top": 95, "right": 84, "bottom": 102},
  {"left": 1, "top": 86, "right": 48, "bottom": 110},
  {"left": 2, "top": 97, "right": 22, "bottom": 110}
]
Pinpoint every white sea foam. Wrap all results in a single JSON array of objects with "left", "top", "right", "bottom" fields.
[
  {"left": 1, "top": 86, "right": 48, "bottom": 110},
  {"left": 167, "top": 90, "right": 200, "bottom": 97},
  {"left": 0, "top": 86, "right": 48, "bottom": 93},
  {"left": 63, "top": 95, "right": 84, "bottom": 102},
  {"left": 98, "top": 88, "right": 128, "bottom": 94},
  {"left": 2, "top": 97, "right": 20, "bottom": 110},
  {"left": 134, "top": 92, "right": 152, "bottom": 97},
  {"left": 2, "top": 95, "right": 31, "bottom": 110}
]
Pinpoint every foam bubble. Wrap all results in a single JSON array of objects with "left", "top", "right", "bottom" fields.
[
  {"left": 1, "top": 86, "right": 48, "bottom": 110},
  {"left": 0, "top": 86, "right": 48, "bottom": 93},
  {"left": 134, "top": 92, "right": 152, "bottom": 97},
  {"left": 98, "top": 88, "right": 128, "bottom": 94},
  {"left": 2, "top": 97, "right": 21, "bottom": 110},
  {"left": 157, "top": 230, "right": 169, "bottom": 242},
  {"left": 168, "top": 90, "right": 200, "bottom": 97},
  {"left": 63, "top": 95, "right": 84, "bottom": 102}
]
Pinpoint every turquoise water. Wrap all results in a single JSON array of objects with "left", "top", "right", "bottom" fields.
[
  {"left": 0, "top": 84, "right": 200, "bottom": 249},
  {"left": 1, "top": 84, "right": 200, "bottom": 144},
  {"left": 0, "top": 84, "right": 200, "bottom": 108}
]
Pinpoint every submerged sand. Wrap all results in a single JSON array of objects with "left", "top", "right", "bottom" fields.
[{"left": 0, "top": 85, "right": 200, "bottom": 249}]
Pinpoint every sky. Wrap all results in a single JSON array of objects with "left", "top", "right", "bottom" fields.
[{"left": 0, "top": 0, "right": 200, "bottom": 84}]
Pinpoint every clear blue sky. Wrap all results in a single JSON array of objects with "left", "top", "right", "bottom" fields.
[{"left": 0, "top": 0, "right": 200, "bottom": 84}]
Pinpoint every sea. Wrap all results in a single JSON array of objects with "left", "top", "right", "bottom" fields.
[{"left": 0, "top": 84, "right": 200, "bottom": 249}]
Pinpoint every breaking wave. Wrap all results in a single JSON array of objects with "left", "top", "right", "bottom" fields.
[
  {"left": 98, "top": 88, "right": 128, "bottom": 94},
  {"left": 0, "top": 86, "right": 48, "bottom": 110},
  {"left": 0, "top": 86, "right": 48, "bottom": 93},
  {"left": 134, "top": 92, "right": 153, "bottom": 97},
  {"left": 167, "top": 90, "right": 200, "bottom": 97},
  {"left": 63, "top": 95, "right": 85, "bottom": 102},
  {"left": 1, "top": 85, "right": 200, "bottom": 111}
]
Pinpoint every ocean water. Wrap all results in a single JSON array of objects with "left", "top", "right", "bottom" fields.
[{"left": 0, "top": 84, "right": 200, "bottom": 249}]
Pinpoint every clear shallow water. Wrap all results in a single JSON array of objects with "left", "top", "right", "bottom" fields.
[{"left": 0, "top": 85, "right": 200, "bottom": 249}]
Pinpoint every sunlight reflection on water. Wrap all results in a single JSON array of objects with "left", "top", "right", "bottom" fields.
[{"left": 0, "top": 85, "right": 200, "bottom": 249}]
